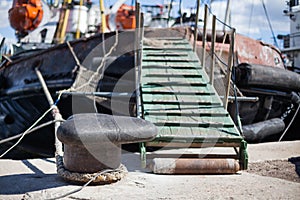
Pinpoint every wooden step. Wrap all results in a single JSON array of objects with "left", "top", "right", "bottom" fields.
[
  {"left": 142, "top": 85, "right": 215, "bottom": 95},
  {"left": 154, "top": 121, "right": 234, "bottom": 128},
  {"left": 148, "top": 37, "right": 186, "bottom": 40},
  {"left": 143, "top": 82, "right": 208, "bottom": 87},
  {"left": 142, "top": 70, "right": 203, "bottom": 76},
  {"left": 155, "top": 126, "right": 240, "bottom": 137},
  {"left": 145, "top": 115, "right": 233, "bottom": 126},
  {"left": 142, "top": 65, "right": 198, "bottom": 70},
  {"left": 144, "top": 52, "right": 189, "bottom": 56},
  {"left": 143, "top": 47, "right": 192, "bottom": 51},
  {"left": 143, "top": 73, "right": 202, "bottom": 78},
  {"left": 143, "top": 104, "right": 224, "bottom": 111},
  {"left": 143, "top": 58, "right": 199, "bottom": 62},
  {"left": 144, "top": 110, "right": 228, "bottom": 117},
  {"left": 142, "top": 94, "right": 220, "bottom": 104},
  {"left": 142, "top": 61, "right": 201, "bottom": 67},
  {"left": 142, "top": 90, "right": 214, "bottom": 95},
  {"left": 142, "top": 100, "right": 221, "bottom": 106}
]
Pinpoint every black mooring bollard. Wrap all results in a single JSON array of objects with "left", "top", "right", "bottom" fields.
[{"left": 57, "top": 113, "right": 157, "bottom": 173}]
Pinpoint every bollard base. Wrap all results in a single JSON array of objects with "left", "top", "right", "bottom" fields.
[{"left": 63, "top": 143, "right": 121, "bottom": 173}]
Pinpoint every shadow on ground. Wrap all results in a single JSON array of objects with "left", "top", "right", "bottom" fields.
[
  {"left": 0, "top": 159, "right": 68, "bottom": 195},
  {"left": 0, "top": 173, "right": 68, "bottom": 195}
]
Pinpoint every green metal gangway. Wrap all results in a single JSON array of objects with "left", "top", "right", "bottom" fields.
[{"left": 139, "top": 36, "right": 248, "bottom": 170}]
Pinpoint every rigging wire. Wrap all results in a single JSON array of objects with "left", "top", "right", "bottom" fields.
[
  {"left": 247, "top": 0, "right": 254, "bottom": 37},
  {"left": 179, "top": 0, "right": 182, "bottom": 25},
  {"left": 261, "top": 0, "right": 279, "bottom": 48}
]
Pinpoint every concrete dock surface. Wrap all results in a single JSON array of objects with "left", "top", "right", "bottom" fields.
[{"left": 0, "top": 141, "right": 299, "bottom": 200}]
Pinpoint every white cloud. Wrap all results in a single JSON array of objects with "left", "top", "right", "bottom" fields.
[
  {"left": 209, "top": 0, "right": 289, "bottom": 45},
  {"left": 0, "top": 0, "right": 10, "bottom": 7},
  {"left": 0, "top": 0, "right": 11, "bottom": 28},
  {"left": 0, "top": 0, "right": 16, "bottom": 43}
]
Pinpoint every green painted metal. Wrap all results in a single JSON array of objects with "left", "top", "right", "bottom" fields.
[{"left": 140, "top": 36, "right": 248, "bottom": 170}]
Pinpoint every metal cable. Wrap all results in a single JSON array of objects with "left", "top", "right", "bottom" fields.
[{"left": 278, "top": 103, "right": 300, "bottom": 142}]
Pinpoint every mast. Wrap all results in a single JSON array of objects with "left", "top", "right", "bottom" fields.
[
  {"left": 261, "top": 0, "right": 279, "bottom": 48},
  {"left": 75, "top": 0, "right": 84, "bottom": 39},
  {"left": 99, "top": 0, "right": 107, "bottom": 32},
  {"left": 55, "top": 0, "right": 73, "bottom": 43},
  {"left": 223, "top": 0, "right": 231, "bottom": 30}
]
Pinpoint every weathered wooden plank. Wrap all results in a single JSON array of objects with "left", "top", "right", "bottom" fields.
[
  {"left": 145, "top": 115, "right": 233, "bottom": 125},
  {"left": 142, "top": 61, "right": 201, "bottom": 68},
  {"left": 143, "top": 104, "right": 224, "bottom": 111},
  {"left": 144, "top": 107, "right": 227, "bottom": 115},
  {"left": 144, "top": 52, "right": 189, "bottom": 56},
  {"left": 144, "top": 110, "right": 228, "bottom": 117},
  {"left": 143, "top": 47, "right": 192, "bottom": 51},
  {"left": 143, "top": 50, "right": 199, "bottom": 57},
  {"left": 153, "top": 121, "right": 234, "bottom": 128},
  {"left": 142, "top": 100, "right": 221, "bottom": 106},
  {"left": 142, "top": 94, "right": 221, "bottom": 104},
  {"left": 141, "top": 77, "right": 209, "bottom": 85},
  {"left": 155, "top": 126, "right": 240, "bottom": 137},
  {"left": 143, "top": 52, "right": 200, "bottom": 61},
  {"left": 142, "top": 65, "right": 199, "bottom": 70},
  {"left": 143, "top": 81, "right": 208, "bottom": 87},
  {"left": 142, "top": 90, "right": 214, "bottom": 95},
  {"left": 142, "top": 65, "right": 200, "bottom": 70},
  {"left": 143, "top": 52, "right": 195, "bottom": 57},
  {"left": 142, "top": 58, "right": 199, "bottom": 62},
  {"left": 142, "top": 71, "right": 202, "bottom": 76},
  {"left": 142, "top": 77, "right": 206, "bottom": 85},
  {"left": 142, "top": 85, "right": 213, "bottom": 93},
  {"left": 144, "top": 42, "right": 191, "bottom": 47},
  {"left": 145, "top": 113, "right": 233, "bottom": 122},
  {"left": 147, "top": 37, "right": 186, "bottom": 40},
  {"left": 143, "top": 73, "right": 202, "bottom": 78}
]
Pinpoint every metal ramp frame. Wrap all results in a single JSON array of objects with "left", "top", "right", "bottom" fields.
[{"left": 139, "top": 36, "right": 248, "bottom": 171}]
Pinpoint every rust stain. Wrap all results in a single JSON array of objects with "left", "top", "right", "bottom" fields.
[{"left": 197, "top": 32, "right": 284, "bottom": 69}]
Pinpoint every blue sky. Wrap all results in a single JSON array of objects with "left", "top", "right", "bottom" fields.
[{"left": 0, "top": 0, "right": 290, "bottom": 48}]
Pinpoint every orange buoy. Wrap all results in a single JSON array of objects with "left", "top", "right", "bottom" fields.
[
  {"left": 8, "top": 0, "right": 44, "bottom": 35},
  {"left": 107, "top": 4, "right": 136, "bottom": 31}
]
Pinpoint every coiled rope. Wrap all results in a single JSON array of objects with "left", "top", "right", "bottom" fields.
[{"left": 56, "top": 155, "right": 127, "bottom": 184}]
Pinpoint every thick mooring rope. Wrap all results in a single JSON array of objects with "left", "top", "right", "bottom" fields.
[
  {"left": 36, "top": 69, "right": 128, "bottom": 185},
  {"left": 55, "top": 155, "right": 127, "bottom": 184}
]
